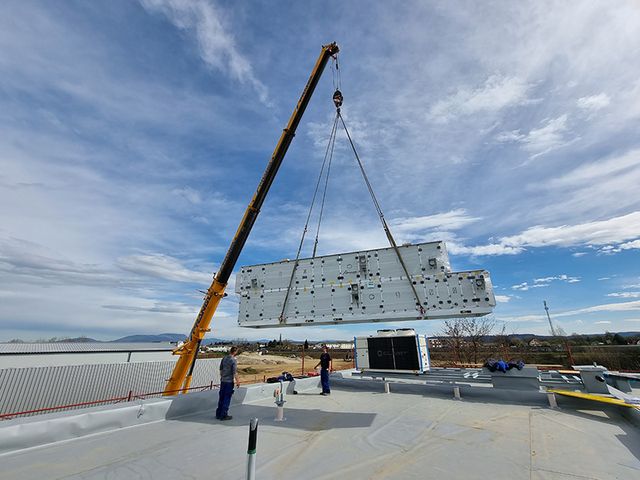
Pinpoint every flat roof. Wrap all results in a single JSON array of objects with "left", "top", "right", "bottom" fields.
[
  {"left": 2, "top": 379, "right": 639, "bottom": 479},
  {"left": 0, "top": 342, "right": 175, "bottom": 355}
]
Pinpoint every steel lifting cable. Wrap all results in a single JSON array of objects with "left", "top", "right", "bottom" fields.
[
  {"left": 312, "top": 119, "right": 337, "bottom": 257},
  {"left": 278, "top": 112, "right": 340, "bottom": 323},
  {"left": 311, "top": 58, "right": 342, "bottom": 258},
  {"left": 330, "top": 54, "right": 341, "bottom": 92},
  {"left": 337, "top": 111, "right": 426, "bottom": 316}
]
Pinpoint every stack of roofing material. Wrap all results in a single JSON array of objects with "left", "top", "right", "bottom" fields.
[{"left": 236, "top": 241, "right": 495, "bottom": 328}]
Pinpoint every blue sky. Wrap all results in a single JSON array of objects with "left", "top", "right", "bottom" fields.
[{"left": 1, "top": 0, "right": 639, "bottom": 341}]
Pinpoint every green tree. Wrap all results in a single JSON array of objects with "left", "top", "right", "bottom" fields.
[{"left": 613, "top": 333, "right": 627, "bottom": 345}]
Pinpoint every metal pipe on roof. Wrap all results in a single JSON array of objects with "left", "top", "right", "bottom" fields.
[{"left": 246, "top": 418, "right": 258, "bottom": 480}]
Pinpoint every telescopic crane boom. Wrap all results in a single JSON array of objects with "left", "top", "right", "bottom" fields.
[{"left": 164, "top": 42, "right": 340, "bottom": 395}]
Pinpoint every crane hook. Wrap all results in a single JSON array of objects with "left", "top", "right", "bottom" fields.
[{"left": 333, "top": 89, "right": 343, "bottom": 110}]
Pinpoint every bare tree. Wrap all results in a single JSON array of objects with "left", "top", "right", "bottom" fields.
[
  {"left": 461, "top": 316, "right": 495, "bottom": 364},
  {"left": 493, "top": 322, "right": 510, "bottom": 359},
  {"left": 440, "top": 318, "right": 465, "bottom": 364}
]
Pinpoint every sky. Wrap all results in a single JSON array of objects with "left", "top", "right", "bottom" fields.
[{"left": 1, "top": 0, "right": 640, "bottom": 342}]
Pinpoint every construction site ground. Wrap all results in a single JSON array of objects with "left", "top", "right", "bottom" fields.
[{"left": 234, "top": 352, "right": 353, "bottom": 384}]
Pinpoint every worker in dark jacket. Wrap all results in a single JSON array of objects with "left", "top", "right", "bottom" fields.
[
  {"left": 314, "top": 345, "right": 332, "bottom": 395},
  {"left": 216, "top": 346, "right": 240, "bottom": 420}
]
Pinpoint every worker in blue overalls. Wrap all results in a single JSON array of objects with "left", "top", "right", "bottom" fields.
[
  {"left": 315, "top": 345, "right": 332, "bottom": 395},
  {"left": 216, "top": 346, "right": 240, "bottom": 420}
]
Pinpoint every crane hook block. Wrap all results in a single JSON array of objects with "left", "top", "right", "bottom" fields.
[{"left": 333, "top": 90, "right": 343, "bottom": 109}]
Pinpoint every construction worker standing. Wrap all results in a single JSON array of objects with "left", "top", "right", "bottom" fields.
[
  {"left": 216, "top": 346, "right": 240, "bottom": 420},
  {"left": 314, "top": 345, "right": 332, "bottom": 395}
]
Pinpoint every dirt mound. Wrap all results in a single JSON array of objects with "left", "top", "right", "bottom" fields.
[{"left": 236, "top": 352, "right": 294, "bottom": 366}]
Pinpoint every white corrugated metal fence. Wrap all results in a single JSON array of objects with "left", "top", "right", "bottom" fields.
[{"left": 0, "top": 358, "right": 221, "bottom": 418}]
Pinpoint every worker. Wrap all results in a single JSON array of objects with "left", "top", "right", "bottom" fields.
[
  {"left": 314, "top": 345, "right": 332, "bottom": 395},
  {"left": 216, "top": 346, "right": 240, "bottom": 420}
]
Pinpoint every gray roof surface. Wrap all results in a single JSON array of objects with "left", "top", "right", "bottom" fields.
[
  {"left": 0, "top": 342, "right": 175, "bottom": 354},
  {"left": 2, "top": 379, "right": 639, "bottom": 479}
]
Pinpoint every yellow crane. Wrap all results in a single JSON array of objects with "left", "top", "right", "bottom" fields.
[{"left": 164, "top": 42, "right": 340, "bottom": 395}]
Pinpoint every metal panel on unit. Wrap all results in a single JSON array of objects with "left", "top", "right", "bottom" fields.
[
  {"left": 236, "top": 241, "right": 496, "bottom": 328},
  {"left": 354, "top": 330, "right": 431, "bottom": 374}
]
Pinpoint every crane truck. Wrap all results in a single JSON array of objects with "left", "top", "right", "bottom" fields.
[{"left": 163, "top": 43, "right": 340, "bottom": 395}]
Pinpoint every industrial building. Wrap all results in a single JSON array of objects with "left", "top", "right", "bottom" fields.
[
  {"left": 0, "top": 343, "right": 219, "bottom": 420},
  {"left": 0, "top": 342, "right": 176, "bottom": 368}
]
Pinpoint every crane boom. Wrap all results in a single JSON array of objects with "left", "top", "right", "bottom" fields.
[{"left": 164, "top": 42, "right": 340, "bottom": 395}]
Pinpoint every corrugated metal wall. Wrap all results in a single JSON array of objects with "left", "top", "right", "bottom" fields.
[{"left": 0, "top": 358, "right": 221, "bottom": 418}]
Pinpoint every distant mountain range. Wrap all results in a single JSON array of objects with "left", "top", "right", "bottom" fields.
[
  {"left": 112, "top": 333, "right": 246, "bottom": 344},
  {"left": 112, "top": 333, "right": 188, "bottom": 343},
  {"left": 54, "top": 336, "right": 99, "bottom": 343},
  {"left": 6, "top": 331, "right": 639, "bottom": 344}
]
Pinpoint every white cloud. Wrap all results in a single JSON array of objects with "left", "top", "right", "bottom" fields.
[
  {"left": 0, "top": 238, "right": 126, "bottom": 288},
  {"left": 140, "top": 0, "right": 269, "bottom": 104},
  {"left": 454, "top": 212, "right": 640, "bottom": 257},
  {"left": 549, "top": 148, "right": 640, "bottom": 188},
  {"left": 513, "top": 274, "right": 580, "bottom": 291},
  {"left": 607, "top": 292, "right": 640, "bottom": 299},
  {"left": 172, "top": 186, "right": 202, "bottom": 205},
  {"left": 428, "top": 75, "right": 533, "bottom": 123},
  {"left": 495, "top": 130, "right": 525, "bottom": 143},
  {"left": 577, "top": 93, "right": 610, "bottom": 111},
  {"left": 534, "top": 274, "right": 580, "bottom": 284},
  {"left": 512, "top": 282, "right": 546, "bottom": 291},
  {"left": 572, "top": 252, "right": 587, "bottom": 257},
  {"left": 556, "top": 300, "right": 640, "bottom": 317},
  {"left": 497, "top": 114, "right": 571, "bottom": 158},
  {"left": 102, "top": 300, "right": 202, "bottom": 314},
  {"left": 117, "top": 254, "right": 212, "bottom": 284},
  {"left": 495, "top": 295, "right": 511, "bottom": 303},
  {"left": 447, "top": 243, "right": 523, "bottom": 256},
  {"left": 601, "top": 239, "right": 640, "bottom": 254},
  {"left": 508, "top": 300, "right": 640, "bottom": 323},
  {"left": 619, "top": 239, "right": 640, "bottom": 250},
  {"left": 499, "top": 313, "right": 546, "bottom": 323},
  {"left": 537, "top": 148, "right": 640, "bottom": 224},
  {"left": 500, "top": 211, "right": 640, "bottom": 249},
  {"left": 392, "top": 209, "right": 480, "bottom": 233},
  {"left": 594, "top": 320, "right": 611, "bottom": 325}
]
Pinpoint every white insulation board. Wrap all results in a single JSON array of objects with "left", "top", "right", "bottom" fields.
[{"left": 236, "top": 241, "right": 495, "bottom": 328}]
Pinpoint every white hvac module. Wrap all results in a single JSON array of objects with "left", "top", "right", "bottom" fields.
[
  {"left": 355, "top": 329, "right": 431, "bottom": 374},
  {"left": 236, "top": 241, "right": 496, "bottom": 328}
]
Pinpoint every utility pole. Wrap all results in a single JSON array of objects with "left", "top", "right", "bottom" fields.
[{"left": 543, "top": 300, "right": 575, "bottom": 367}]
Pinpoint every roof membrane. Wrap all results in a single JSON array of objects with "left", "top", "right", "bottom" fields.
[{"left": 1, "top": 377, "right": 638, "bottom": 479}]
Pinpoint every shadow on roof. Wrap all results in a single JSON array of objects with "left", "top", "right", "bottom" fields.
[{"left": 166, "top": 402, "right": 377, "bottom": 431}]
